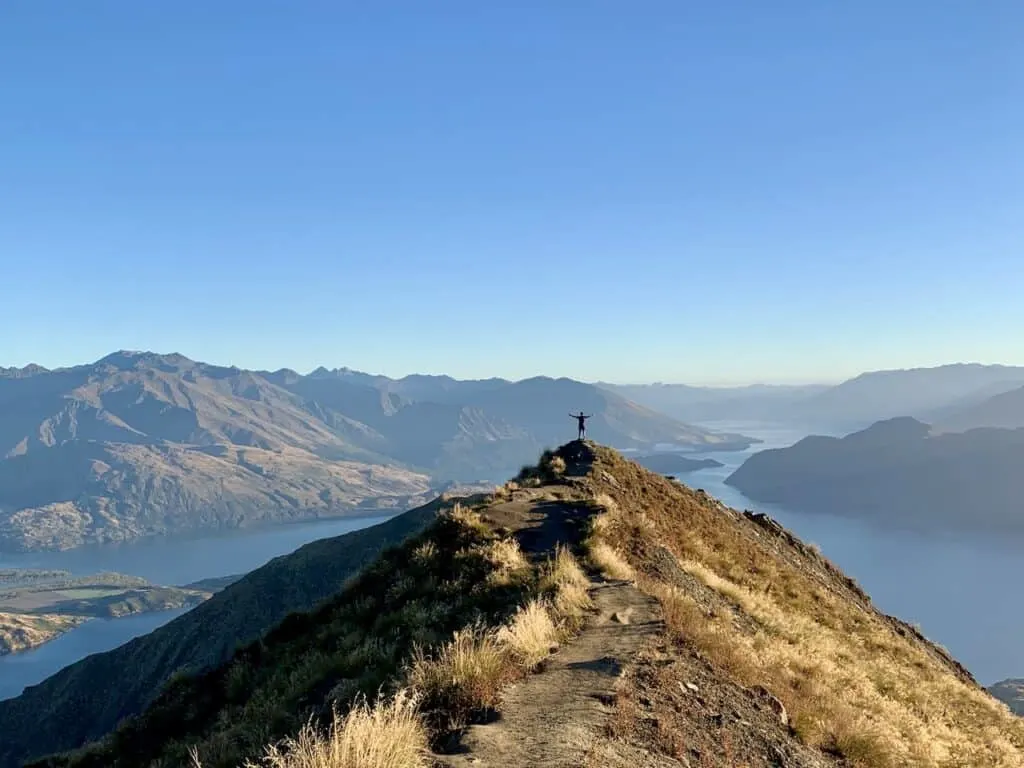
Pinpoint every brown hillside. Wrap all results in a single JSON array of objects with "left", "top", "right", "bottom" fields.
[{"left": 32, "top": 442, "right": 1022, "bottom": 768}]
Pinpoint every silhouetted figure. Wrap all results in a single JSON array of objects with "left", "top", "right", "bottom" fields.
[{"left": 571, "top": 411, "right": 593, "bottom": 440}]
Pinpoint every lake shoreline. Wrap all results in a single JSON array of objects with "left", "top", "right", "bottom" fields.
[
  {"left": 0, "top": 513, "right": 398, "bottom": 701},
  {"left": 0, "top": 507, "right": 407, "bottom": 556}
]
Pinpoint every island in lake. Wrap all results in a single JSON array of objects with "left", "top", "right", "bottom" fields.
[
  {"left": 0, "top": 569, "right": 235, "bottom": 655},
  {"left": 633, "top": 453, "right": 724, "bottom": 474}
]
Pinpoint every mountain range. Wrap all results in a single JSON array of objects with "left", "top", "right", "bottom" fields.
[
  {"left": 0, "top": 351, "right": 749, "bottom": 551},
  {"left": 605, "top": 363, "right": 1024, "bottom": 430}
]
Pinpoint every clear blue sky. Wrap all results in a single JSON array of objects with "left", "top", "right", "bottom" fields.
[{"left": 1, "top": 2, "right": 1021, "bottom": 385}]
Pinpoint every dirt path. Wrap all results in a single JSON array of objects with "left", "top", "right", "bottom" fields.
[
  {"left": 441, "top": 577, "right": 665, "bottom": 768},
  {"left": 439, "top": 457, "right": 670, "bottom": 767}
]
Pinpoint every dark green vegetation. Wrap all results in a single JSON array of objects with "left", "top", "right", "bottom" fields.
[
  {"left": 727, "top": 417, "right": 1024, "bottom": 533},
  {"left": 28, "top": 502, "right": 540, "bottom": 768},
  {"left": 0, "top": 351, "right": 746, "bottom": 552},
  {"left": 0, "top": 501, "right": 442, "bottom": 768}
]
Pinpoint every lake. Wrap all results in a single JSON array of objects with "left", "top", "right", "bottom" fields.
[
  {"left": 0, "top": 513, "right": 394, "bottom": 701},
  {"left": 683, "top": 420, "right": 1023, "bottom": 687}
]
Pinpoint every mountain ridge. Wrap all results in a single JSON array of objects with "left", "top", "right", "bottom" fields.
[
  {"left": 602, "top": 363, "right": 1024, "bottom": 427},
  {"left": 0, "top": 497, "right": 451, "bottom": 767},
  {"left": 725, "top": 417, "right": 1024, "bottom": 534},
  {"left": 18, "top": 442, "right": 1022, "bottom": 768},
  {"left": 0, "top": 352, "right": 749, "bottom": 552}
]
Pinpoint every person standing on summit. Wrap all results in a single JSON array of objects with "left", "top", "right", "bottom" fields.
[{"left": 571, "top": 411, "right": 593, "bottom": 440}]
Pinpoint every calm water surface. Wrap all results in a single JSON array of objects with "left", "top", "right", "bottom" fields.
[{"left": 0, "top": 514, "right": 395, "bottom": 700}]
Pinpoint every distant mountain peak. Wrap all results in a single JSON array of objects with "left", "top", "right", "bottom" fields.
[
  {"left": 94, "top": 350, "right": 194, "bottom": 371},
  {"left": 0, "top": 363, "right": 49, "bottom": 378}
]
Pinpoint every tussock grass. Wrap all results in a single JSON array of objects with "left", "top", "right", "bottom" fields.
[
  {"left": 410, "top": 541, "right": 437, "bottom": 565},
  {"left": 497, "top": 600, "right": 559, "bottom": 670},
  {"left": 228, "top": 690, "right": 428, "bottom": 768},
  {"left": 586, "top": 541, "right": 635, "bottom": 581},
  {"left": 592, "top": 448, "right": 1024, "bottom": 768},
  {"left": 581, "top": 492, "right": 634, "bottom": 580},
  {"left": 446, "top": 502, "right": 490, "bottom": 537},
  {"left": 491, "top": 481, "right": 519, "bottom": 501},
  {"left": 408, "top": 627, "right": 511, "bottom": 729},
  {"left": 410, "top": 546, "right": 589, "bottom": 729},
  {"left": 543, "top": 545, "right": 589, "bottom": 592},
  {"left": 539, "top": 545, "right": 592, "bottom": 630},
  {"left": 484, "top": 538, "right": 528, "bottom": 575},
  {"left": 517, "top": 448, "right": 571, "bottom": 486},
  {"left": 541, "top": 452, "right": 567, "bottom": 478}
]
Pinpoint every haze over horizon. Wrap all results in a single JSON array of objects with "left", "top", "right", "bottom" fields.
[
  {"left": 3, "top": 3, "right": 1021, "bottom": 384},
  {"left": 5, "top": 349, "right": 1024, "bottom": 390}
]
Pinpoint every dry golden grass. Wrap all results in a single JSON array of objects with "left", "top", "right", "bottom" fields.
[
  {"left": 587, "top": 541, "right": 635, "bottom": 581},
  {"left": 592, "top": 449, "right": 1024, "bottom": 768},
  {"left": 543, "top": 545, "right": 589, "bottom": 591},
  {"left": 407, "top": 626, "right": 511, "bottom": 727},
  {"left": 497, "top": 599, "right": 559, "bottom": 669},
  {"left": 540, "top": 545, "right": 592, "bottom": 623},
  {"left": 484, "top": 538, "right": 529, "bottom": 575},
  {"left": 446, "top": 502, "right": 491, "bottom": 537},
  {"left": 544, "top": 454, "right": 567, "bottom": 477},
  {"left": 410, "top": 540, "right": 437, "bottom": 565},
  {"left": 671, "top": 557, "right": 1024, "bottom": 767},
  {"left": 229, "top": 689, "right": 428, "bottom": 768},
  {"left": 591, "top": 493, "right": 619, "bottom": 515},
  {"left": 409, "top": 545, "right": 591, "bottom": 728}
]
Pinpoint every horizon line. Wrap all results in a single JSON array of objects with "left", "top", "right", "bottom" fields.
[{"left": 4, "top": 349, "right": 1023, "bottom": 390}]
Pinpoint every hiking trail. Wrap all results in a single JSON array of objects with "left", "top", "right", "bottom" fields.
[{"left": 440, "top": 453, "right": 668, "bottom": 768}]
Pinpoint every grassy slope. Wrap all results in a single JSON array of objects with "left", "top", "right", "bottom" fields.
[
  {"left": 581, "top": 446, "right": 1024, "bottom": 767},
  {"left": 0, "top": 504, "right": 442, "bottom": 768},
  {"left": 21, "top": 443, "right": 1024, "bottom": 768},
  {"left": 34, "top": 500, "right": 576, "bottom": 768}
]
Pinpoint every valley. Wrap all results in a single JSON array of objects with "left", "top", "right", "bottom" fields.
[{"left": 0, "top": 512, "right": 394, "bottom": 701}]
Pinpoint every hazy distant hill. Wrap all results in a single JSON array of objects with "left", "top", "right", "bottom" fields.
[
  {"left": 0, "top": 500, "right": 444, "bottom": 768},
  {"left": 600, "top": 382, "right": 827, "bottom": 423},
  {"left": 989, "top": 679, "right": 1024, "bottom": 715},
  {"left": 604, "top": 365, "right": 1024, "bottom": 431},
  {"left": 934, "top": 385, "right": 1024, "bottom": 433},
  {"left": 0, "top": 352, "right": 747, "bottom": 550},
  {"left": 300, "top": 368, "right": 753, "bottom": 458},
  {"left": 790, "top": 364, "right": 1024, "bottom": 430},
  {"left": 726, "top": 417, "right": 1024, "bottom": 533}
]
